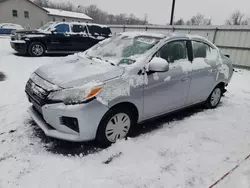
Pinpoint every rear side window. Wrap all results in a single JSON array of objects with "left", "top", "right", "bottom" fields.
[
  {"left": 55, "top": 24, "right": 69, "bottom": 33},
  {"left": 192, "top": 41, "right": 211, "bottom": 58},
  {"left": 71, "top": 24, "right": 87, "bottom": 33},
  {"left": 87, "top": 25, "right": 112, "bottom": 36},
  {"left": 156, "top": 40, "right": 188, "bottom": 63}
]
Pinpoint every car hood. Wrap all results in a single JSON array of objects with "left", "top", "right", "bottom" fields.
[
  {"left": 35, "top": 58, "right": 124, "bottom": 89},
  {"left": 15, "top": 29, "right": 45, "bottom": 34}
]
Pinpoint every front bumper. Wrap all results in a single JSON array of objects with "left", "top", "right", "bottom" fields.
[
  {"left": 28, "top": 100, "right": 109, "bottom": 142},
  {"left": 10, "top": 40, "right": 28, "bottom": 54}
]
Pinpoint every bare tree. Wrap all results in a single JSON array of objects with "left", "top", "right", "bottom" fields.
[
  {"left": 143, "top": 13, "right": 148, "bottom": 25},
  {"left": 174, "top": 18, "right": 184, "bottom": 25},
  {"left": 226, "top": 11, "right": 248, "bottom": 25},
  {"left": 186, "top": 13, "right": 212, "bottom": 25},
  {"left": 0, "top": 72, "right": 6, "bottom": 81}
]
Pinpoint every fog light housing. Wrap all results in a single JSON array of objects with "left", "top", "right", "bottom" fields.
[{"left": 59, "top": 116, "right": 79, "bottom": 133}]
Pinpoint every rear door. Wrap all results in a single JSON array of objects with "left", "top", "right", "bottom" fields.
[
  {"left": 187, "top": 40, "right": 219, "bottom": 104},
  {"left": 46, "top": 23, "right": 72, "bottom": 51},
  {"left": 70, "top": 24, "right": 91, "bottom": 51}
]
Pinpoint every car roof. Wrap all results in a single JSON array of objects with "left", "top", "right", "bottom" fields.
[
  {"left": 120, "top": 31, "right": 211, "bottom": 42},
  {"left": 48, "top": 21, "right": 109, "bottom": 28}
]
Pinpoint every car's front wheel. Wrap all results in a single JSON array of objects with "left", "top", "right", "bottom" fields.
[
  {"left": 28, "top": 42, "right": 45, "bottom": 57},
  {"left": 96, "top": 106, "right": 136, "bottom": 148},
  {"left": 205, "top": 86, "right": 222, "bottom": 108}
]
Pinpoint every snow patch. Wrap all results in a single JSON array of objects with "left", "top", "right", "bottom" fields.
[
  {"left": 26, "top": 34, "right": 46, "bottom": 38},
  {"left": 30, "top": 73, "right": 59, "bottom": 91},
  {"left": 153, "top": 72, "right": 159, "bottom": 80},
  {"left": 219, "top": 64, "right": 230, "bottom": 79},
  {"left": 164, "top": 76, "right": 171, "bottom": 82},
  {"left": 192, "top": 58, "right": 210, "bottom": 71},
  {"left": 97, "top": 79, "right": 130, "bottom": 105},
  {"left": 43, "top": 7, "right": 93, "bottom": 20},
  {"left": 170, "top": 60, "right": 192, "bottom": 73},
  {"left": 10, "top": 40, "right": 26, "bottom": 44}
]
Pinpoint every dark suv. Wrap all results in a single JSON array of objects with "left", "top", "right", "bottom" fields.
[{"left": 10, "top": 22, "right": 112, "bottom": 57}]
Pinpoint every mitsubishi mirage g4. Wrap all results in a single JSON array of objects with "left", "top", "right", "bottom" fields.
[{"left": 25, "top": 32, "right": 234, "bottom": 147}]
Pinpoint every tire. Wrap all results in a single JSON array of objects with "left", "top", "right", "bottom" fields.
[
  {"left": 28, "top": 42, "right": 45, "bottom": 57},
  {"left": 205, "top": 86, "right": 222, "bottom": 109},
  {"left": 96, "top": 106, "right": 136, "bottom": 148}
]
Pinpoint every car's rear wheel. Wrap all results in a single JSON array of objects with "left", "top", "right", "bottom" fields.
[
  {"left": 205, "top": 86, "right": 222, "bottom": 108},
  {"left": 28, "top": 42, "right": 45, "bottom": 57},
  {"left": 96, "top": 106, "right": 136, "bottom": 148}
]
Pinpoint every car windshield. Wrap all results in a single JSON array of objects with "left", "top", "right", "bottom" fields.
[
  {"left": 38, "top": 22, "right": 54, "bottom": 31},
  {"left": 86, "top": 34, "right": 161, "bottom": 65}
]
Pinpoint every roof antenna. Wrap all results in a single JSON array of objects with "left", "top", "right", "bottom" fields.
[
  {"left": 207, "top": 32, "right": 209, "bottom": 36},
  {"left": 188, "top": 30, "right": 191, "bottom": 34}
]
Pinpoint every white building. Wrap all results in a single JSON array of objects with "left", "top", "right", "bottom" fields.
[
  {"left": 0, "top": 0, "right": 93, "bottom": 29},
  {"left": 43, "top": 7, "right": 93, "bottom": 23}
]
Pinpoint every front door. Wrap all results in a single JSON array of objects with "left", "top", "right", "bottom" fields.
[
  {"left": 187, "top": 40, "right": 219, "bottom": 104},
  {"left": 143, "top": 40, "right": 192, "bottom": 119},
  {"left": 47, "top": 23, "right": 72, "bottom": 51}
]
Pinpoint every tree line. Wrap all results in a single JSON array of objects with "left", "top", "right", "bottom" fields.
[
  {"left": 173, "top": 11, "right": 248, "bottom": 26},
  {"left": 33, "top": 0, "right": 148, "bottom": 25},
  {"left": 33, "top": 0, "right": 248, "bottom": 26}
]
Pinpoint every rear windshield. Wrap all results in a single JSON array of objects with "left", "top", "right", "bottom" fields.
[{"left": 87, "top": 25, "right": 112, "bottom": 36}]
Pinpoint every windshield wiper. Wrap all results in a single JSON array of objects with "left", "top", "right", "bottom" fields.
[{"left": 94, "top": 56, "right": 116, "bottom": 66}]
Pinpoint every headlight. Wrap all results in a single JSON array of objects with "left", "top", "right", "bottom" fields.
[
  {"left": 16, "top": 34, "right": 26, "bottom": 40},
  {"left": 16, "top": 34, "right": 21, "bottom": 40},
  {"left": 48, "top": 82, "right": 103, "bottom": 105}
]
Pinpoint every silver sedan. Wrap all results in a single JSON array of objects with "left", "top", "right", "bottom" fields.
[{"left": 25, "top": 32, "right": 234, "bottom": 147}]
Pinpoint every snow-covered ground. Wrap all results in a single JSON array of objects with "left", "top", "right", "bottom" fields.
[{"left": 1, "top": 36, "right": 250, "bottom": 188}]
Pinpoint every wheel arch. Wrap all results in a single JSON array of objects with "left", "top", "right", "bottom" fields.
[
  {"left": 108, "top": 102, "right": 139, "bottom": 123},
  {"left": 28, "top": 39, "right": 47, "bottom": 49}
]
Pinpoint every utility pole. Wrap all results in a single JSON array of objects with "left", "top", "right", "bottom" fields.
[{"left": 170, "top": 0, "right": 176, "bottom": 25}]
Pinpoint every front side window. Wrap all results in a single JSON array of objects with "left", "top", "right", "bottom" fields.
[
  {"left": 71, "top": 24, "right": 87, "bottom": 33},
  {"left": 156, "top": 40, "right": 188, "bottom": 63},
  {"left": 55, "top": 24, "right": 70, "bottom": 33},
  {"left": 24, "top": 11, "right": 29, "bottom": 18},
  {"left": 86, "top": 35, "right": 161, "bottom": 65},
  {"left": 12, "top": 10, "right": 18, "bottom": 17}
]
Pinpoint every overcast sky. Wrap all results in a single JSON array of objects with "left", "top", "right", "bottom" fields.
[{"left": 57, "top": 0, "right": 250, "bottom": 25}]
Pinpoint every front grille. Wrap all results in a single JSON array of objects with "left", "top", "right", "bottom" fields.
[{"left": 25, "top": 79, "right": 50, "bottom": 113}]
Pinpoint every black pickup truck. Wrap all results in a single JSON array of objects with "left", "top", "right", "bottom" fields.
[{"left": 10, "top": 22, "right": 112, "bottom": 57}]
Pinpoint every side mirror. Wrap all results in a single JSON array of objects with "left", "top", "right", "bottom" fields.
[
  {"left": 50, "top": 28, "right": 56, "bottom": 34},
  {"left": 148, "top": 57, "right": 169, "bottom": 72}
]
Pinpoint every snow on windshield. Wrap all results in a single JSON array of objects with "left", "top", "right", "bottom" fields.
[{"left": 86, "top": 35, "right": 160, "bottom": 65}]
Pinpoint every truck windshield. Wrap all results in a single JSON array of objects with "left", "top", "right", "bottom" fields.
[
  {"left": 38, "top": 22, "right": 54, "bottom": 31},
  {"left": 86, "top": 34, "right": 161, "bottom": 65}
]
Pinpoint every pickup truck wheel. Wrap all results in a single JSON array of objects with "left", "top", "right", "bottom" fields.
[
  {"left": 28, "top": 42, "right": 45, "bottom": 57},
  {"left": 205, "top": 86, "right": 222, "bottom": 108},
  {"left": 96, "top": 106, "right": 136, "bottom": 148}
]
